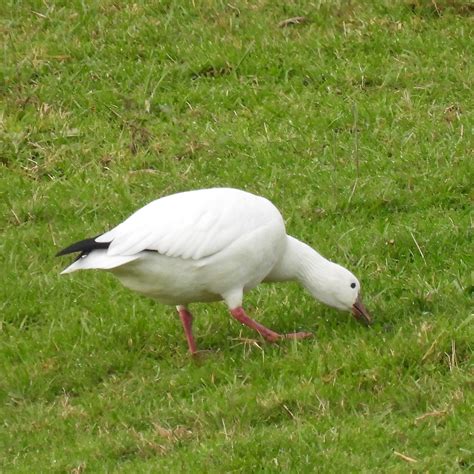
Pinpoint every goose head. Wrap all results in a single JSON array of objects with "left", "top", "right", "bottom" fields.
[
  {"left": 275, "top": 236, "right": 373, "bottom": 326},
  {"left": 314, "top": 264, "right": 372, "bottom": 326}
]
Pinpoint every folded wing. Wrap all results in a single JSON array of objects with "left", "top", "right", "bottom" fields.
[{"left": 96, "top": 188, "right": 283, "bottom": 260}]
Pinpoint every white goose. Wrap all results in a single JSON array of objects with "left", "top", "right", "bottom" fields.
[{"left": 57, "top": 187, "right": 371, "bottom": 354}]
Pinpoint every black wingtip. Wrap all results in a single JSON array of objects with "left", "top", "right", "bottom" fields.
[{"left": 56, "top": 236, "right": 110, "bottom": 257}]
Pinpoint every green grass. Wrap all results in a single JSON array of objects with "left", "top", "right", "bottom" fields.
[{"left": 1, "top": 0, "right": 473, "bottom": 471}]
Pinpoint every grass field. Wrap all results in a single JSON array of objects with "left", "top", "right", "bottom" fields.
[{"left": 1, "top": 0, "right": 473, "bottom": 471}]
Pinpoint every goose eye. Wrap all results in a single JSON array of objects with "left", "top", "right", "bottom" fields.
[{"left": 350, "top": 282, "right": 356, "bottom": 289}]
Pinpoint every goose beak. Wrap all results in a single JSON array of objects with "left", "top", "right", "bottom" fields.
[{"left": 352, "top": 295, "right": 372, "bottom": 326}]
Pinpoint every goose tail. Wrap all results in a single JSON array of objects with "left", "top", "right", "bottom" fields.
[{"left": 57, "top": 236, "right": 140, "bottom": 273}]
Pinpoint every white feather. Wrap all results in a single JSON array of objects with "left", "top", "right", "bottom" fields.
[
  {"left": 60, "top": 251, "right": 139, "bottom": 274},
  {"left": 59, "top": 187, "right": 367, "bottom": 320},
  {"left": 96, "top": 188, "right": 278, "bottom": 260}
]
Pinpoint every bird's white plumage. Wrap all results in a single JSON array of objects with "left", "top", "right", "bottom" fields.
[
  {"left": 59, "top": 187, "right": 367, "bottom": 322},
  {"left": 60, "top": 252, "right": 139, "bottom": 274},
  {"left": 58, "top": 187, "right": 372, "bottom": 353},
  {"left": 96, "top": 188, "right": 280, "bottom": 260},
  {"left": 61, "top": 188, "right": 288, "bottom": 308}
]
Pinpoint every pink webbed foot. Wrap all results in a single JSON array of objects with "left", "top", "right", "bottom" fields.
[{"left": 229, "top": 307, "right": 312, "bottom": 344}]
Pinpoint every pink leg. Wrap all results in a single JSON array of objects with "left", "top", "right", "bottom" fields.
[
  {"left": 230, "top": 307, "right": 313, "bottom": 343},
  {"left": 176, "top": 306, "right": 197, "bottom": 354}
]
